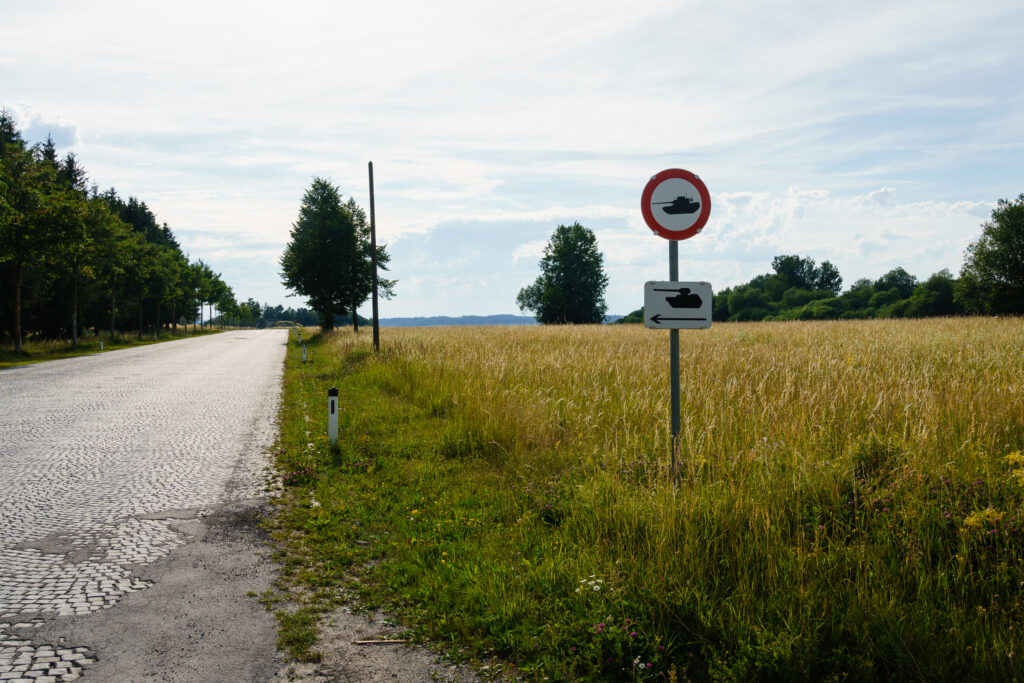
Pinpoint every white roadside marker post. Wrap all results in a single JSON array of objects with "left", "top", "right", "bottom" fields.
[
  {"left": 302, "top": 344, "right": 307, "bottom": 363},
  {"left": 328, "top": 387, "right": 338, "bottom": 447},
  {"left": 298, "top": 330, "right": 302, "bottom": 344},
  {"left": 99, "top": 341, "right": 103, "bottom": 351}
]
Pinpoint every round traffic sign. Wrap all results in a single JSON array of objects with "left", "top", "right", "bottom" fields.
[{"left": 641, "top": 169, "right": 711, "bottom": 240}]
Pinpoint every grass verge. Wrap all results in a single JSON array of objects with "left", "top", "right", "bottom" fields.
[
  {"left": 268, "top": 320, "right": 1024, "bottom": 681},
  {"left": 0, "top": 328, "right": 221, "bottom": 369}
]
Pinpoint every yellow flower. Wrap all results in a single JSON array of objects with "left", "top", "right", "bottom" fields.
[
  {"left": 1005, "top": 451, "right": 1024, "bottom": 468},
  {"left": 963, "top": 507, "right": 1003, "bottom": 531}
]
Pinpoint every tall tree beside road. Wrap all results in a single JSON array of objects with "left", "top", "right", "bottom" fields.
[
  {"left": 50, "top": 152, "right": 90, "bottom": 345},
  {"left": 280, "top": 178, "right": 394, "bottom": 331},
  {"left": 959, "top": 194, "right": 1024, "bottom": 314},
  {"left": 0, "top": 119, "right": 57, "bottom": 351},
  {"left": 516, "top": 222, "right": 609, "bottom": 324},
  {"left": 280, "top": 178, "right": 352, "bottom": 332}
]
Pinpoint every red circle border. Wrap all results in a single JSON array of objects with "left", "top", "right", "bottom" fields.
[{"left": 641, "top": 169, "right": 711, "bottom": 241}]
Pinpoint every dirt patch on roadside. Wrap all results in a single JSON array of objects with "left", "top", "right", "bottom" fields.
[{"left": 271, "top": 604, "right": 478, "bottom": 683}]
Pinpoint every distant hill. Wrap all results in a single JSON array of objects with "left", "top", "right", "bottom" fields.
[
  {"left": 379, "top": 314, "right": 538, "bottom": 327},
  {"left": 377, "top": 314, "right": 627, "bottom": 327}
]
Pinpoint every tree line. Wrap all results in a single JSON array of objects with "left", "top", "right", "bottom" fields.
[
  {"left": 0, "top": 111, "right": 240, "bottom": 351},
  {"left": 618, "top": 195, "right": 1024, "bottom": 323},
  {"left": 210, "top": 300, "right": 366, "bottom": 329}
]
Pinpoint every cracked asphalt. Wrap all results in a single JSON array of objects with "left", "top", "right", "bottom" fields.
[{"left": 0, "top": 330, "right": 288, "bottom": 682}]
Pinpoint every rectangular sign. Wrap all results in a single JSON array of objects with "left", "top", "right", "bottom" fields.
[{"left": 643, "top": 281, "right": 713, "bottom": 329}]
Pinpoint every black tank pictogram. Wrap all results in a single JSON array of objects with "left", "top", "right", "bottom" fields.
[
  {"left": 652, "top": 287, "right": 703, "bottom": 308},
  {"left": 651, "top": 195, "right": 700, "bottom": 215}
]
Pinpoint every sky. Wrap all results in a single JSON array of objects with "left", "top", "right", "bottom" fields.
[{"left": 3, "top": 0, "right": 1023, "bottom": 317}]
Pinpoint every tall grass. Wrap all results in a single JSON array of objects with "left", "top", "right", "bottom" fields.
[
  {"left": 276, "top": 318, "right": 1024, "bottom": 680},
  {"left": 351, "top": 319, "right": 1021, "bottom": 472}
]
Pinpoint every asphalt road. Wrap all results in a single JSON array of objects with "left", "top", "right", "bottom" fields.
[{"left": 0, "top": 329, "right": 288, "bottom": 682}]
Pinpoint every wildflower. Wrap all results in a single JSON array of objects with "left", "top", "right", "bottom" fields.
[
  {"left": 630, "top": 631, "right": 637, "bottom": 637},
  {"left": 964, "top": 507, "right": 1004, "bottom": 531}
]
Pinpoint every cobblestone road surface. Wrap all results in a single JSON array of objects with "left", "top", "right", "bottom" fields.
[{"left": 0, "top": 330, "right": 288, "bottom": 681}]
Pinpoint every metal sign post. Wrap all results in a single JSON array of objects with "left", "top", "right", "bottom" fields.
[
  {"left": 669, "top": 241, "right": 680, "bottom": 475},
  {"left": 640, "top": 169, "right": 713, "bottom": 479},
  {"left": 368, "top": 162, "right": 380, "bottom": 353}
]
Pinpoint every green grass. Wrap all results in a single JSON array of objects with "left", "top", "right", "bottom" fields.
[
  {"left": 268, "top": 321, "right": 1024, "bottom": 681},
  {"left": 0, "top": 328, "right": 220, "bottom": 369}
]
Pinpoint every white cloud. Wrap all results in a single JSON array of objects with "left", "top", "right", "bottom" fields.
[{"left": 511, "top": 240, "right": 547, "bottom": 264}]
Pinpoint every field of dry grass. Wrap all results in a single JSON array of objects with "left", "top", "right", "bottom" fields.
[{"left": 274, "top": 318, "right": 1024, "bottom": 679}]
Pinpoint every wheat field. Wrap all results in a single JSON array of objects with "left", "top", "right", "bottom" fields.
[
  {"left": 334, "top": 318, "right": 1022, "bottom": 474},
  {"left": 295, "top": 318, "right": 1024, "bottom": 678}
]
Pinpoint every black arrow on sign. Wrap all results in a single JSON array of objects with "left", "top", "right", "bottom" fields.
[{"left": 650, "top": 314, "right": 707, "bottom": 324}]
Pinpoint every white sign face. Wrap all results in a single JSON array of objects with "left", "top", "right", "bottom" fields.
[
  {"left": 643, "top": 281, "right": 713, "bottom": 329},
  {"left": 647, "top": 177, "right": 706, "bottom": 234}
]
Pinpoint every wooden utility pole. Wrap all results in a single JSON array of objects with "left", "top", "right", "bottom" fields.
[{"left": 368, "top": 162, "right": 380, "bottom": 352}]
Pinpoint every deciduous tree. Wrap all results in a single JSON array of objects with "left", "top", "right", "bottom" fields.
[
  {"left": 959, "top": 194, "right": 1024, "bottom": 314},
  {"left": 516, "top": 222, "right": 608, "bottom": 324}
]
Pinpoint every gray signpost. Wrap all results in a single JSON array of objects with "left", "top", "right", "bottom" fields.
[
  {"left": 368, "top": 162, "right": 380, "bottom": 353},
  {"left": 641, "top": 169, "right": 713, "bottom": 476}
]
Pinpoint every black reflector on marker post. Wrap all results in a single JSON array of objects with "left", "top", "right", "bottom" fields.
[{"left": 328, "top": 388, "right": 338, "bottom": 447}]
